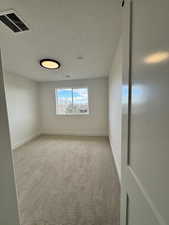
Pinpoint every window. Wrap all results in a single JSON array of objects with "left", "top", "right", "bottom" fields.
[{"left": 55, "top": 88, "right": 89, "bottom": 115}]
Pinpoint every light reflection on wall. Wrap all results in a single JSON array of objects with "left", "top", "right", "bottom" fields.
[
  {"left": 122, "top": 85, "right": 145, "bottom": 105},
  {"left": 144, "top": 51, "right": 169, "bottom": 64}
]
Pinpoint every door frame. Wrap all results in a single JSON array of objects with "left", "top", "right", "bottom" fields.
[
  {"left": 0, "top": 51, "right": 20, "bottom": 225},
  {"left": 120, "top": 1, "right": 132, "bottom": 224}
]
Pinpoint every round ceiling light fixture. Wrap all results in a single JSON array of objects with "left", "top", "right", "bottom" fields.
[{"left": 40, "top": 59, "right": 61, "bottom": 70}]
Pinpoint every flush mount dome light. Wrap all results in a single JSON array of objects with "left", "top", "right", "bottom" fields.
[{"left": 40, "top": 59, "right": 60, "bottom": 70}]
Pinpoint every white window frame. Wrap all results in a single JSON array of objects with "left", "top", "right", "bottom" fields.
[{"left": 55, "top": 87, "right": 90, "bottom": 115}]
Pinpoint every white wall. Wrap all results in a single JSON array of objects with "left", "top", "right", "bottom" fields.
[
  {"left": 0, "top": 58, "right": 19, "bottom": 225},
  {"left": 4, "top": 73, "right": 40, "bottom": 149},
  {"left": 4, "top": 75, "right": 108, "bottom": 148},
  {"left": 108, "top": 40, "right": 122, "bottom": 180},
  {"left": 39, "top": 78, "right": 108, "bottom": 136}
]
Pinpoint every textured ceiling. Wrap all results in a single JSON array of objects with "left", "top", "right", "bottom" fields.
[{"left": 0, "top": 0, "right": 122, "bottom": 81}]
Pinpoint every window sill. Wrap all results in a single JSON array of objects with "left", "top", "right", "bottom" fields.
[{"left": 56, "top": 113, "right": 90, "bottom": 116}]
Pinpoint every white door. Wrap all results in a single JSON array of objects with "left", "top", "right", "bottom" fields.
[
  {"left": 0, "top": 53, "right": 19, "bottom": 224},
  {"left": 121, "top": 0, "right": 169, "bottom": 225}
]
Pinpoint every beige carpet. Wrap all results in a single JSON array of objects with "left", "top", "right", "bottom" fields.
[{"left": 13, "top": 135, "right": 120, "bottom": 225}]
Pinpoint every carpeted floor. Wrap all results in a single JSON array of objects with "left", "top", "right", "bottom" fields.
[{"left": 13, "top": 135, "right": 120, "bottom": 225}]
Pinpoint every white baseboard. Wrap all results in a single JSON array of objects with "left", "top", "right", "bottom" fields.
[
  {"left": 113, "top": 150, "right": 121, "bottom": 183},
  {"left": 12, "top": 132, "right": 41, "bottom": 150},
  {"left": 109, "top": 138, "right": 121, "bottom": 184},
  {"left": 41, "top": 129, "right": 108, "bottom": 137},
  {"left": 41, "top": 132, "right": 108, "bottom": 137}
]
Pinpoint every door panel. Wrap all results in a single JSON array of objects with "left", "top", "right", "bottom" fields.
[
  {"left": 127, "top": 169, "right": 160, "bottom": 225},
  {"left": 121, "top": 0, "right": 169, "bottom": 225}
]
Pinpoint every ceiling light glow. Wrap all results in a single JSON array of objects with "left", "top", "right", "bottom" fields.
[
  {"left": 144, "top": 52, "right": 169, "bottom": 64},
  {"left": 40, "top": 59, "right": 60, "bottom": 70}
]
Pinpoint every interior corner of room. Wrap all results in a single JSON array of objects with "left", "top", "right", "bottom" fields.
[{"left": 4, "top": 74, "right": 111, "bottom": 147}]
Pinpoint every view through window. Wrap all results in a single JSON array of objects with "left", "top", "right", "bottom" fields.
[{"left": 55, "top": 88, "right": 89, "bottom": 115}]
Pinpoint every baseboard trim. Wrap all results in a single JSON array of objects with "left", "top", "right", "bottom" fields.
[
  {"left": 41, "top": 131, "right": 108, "bottom": 137},
  {"left": 12, "top": 133, "right": 41, "bottom": 150},
  {"left": 109, "top": 138, "right": 121, "bottom": 184}
]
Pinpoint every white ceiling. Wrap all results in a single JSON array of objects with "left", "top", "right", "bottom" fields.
[{"left": 0, "top": 0, "right": 122, "bottom": 81}]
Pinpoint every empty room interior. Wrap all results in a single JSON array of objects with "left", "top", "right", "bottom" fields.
[
  {"left": 1, "top": 0, "right": 169, "bottom": 225},
  {"left": 0, "top": 0, "right": 122, "bottom": 225}
]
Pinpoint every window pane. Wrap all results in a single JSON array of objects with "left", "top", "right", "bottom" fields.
[
  {"left": 56, "top": 88, "right": 89, "bottom": 115},
  {"left": 56, "top": 89, "right": 73, "bottom": 114},
  {"left": 73, "top": 88, "right": 89, "bottom": 114}
]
